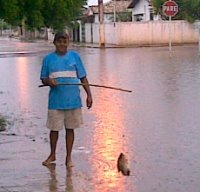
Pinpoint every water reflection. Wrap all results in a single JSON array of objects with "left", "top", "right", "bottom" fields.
[
  {"left": 66, "top": 167, "right": 74, "bottom": 192},
  {"left": 46, "top": 164, "right": 74, "bottom": 192},
  {"left": 16, "top": 57, "right": 30, "bottom": 108},
  {"left": 91, "top": 88, "right": 127, "bottom": 191},
  {"left": 46, "top": 163, "right": 58, "bottom": 192}
]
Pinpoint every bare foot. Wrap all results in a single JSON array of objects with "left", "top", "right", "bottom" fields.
[
  {"left": 66, "top": 161, "right": 74, "bottom": 169},
  {"left": 65, "top": 158, "right": 74, "bottom": 168},
  {"left": 42, "top": 155, "right": 56, "bottom": 166}
]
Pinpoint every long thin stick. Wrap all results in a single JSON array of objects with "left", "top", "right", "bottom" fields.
[{"left": 38, "top": 83, "right": 132, "bottom": 93}]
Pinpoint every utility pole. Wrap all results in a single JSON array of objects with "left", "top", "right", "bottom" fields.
[
  {"left": 114, "top": 0, "right": 116, "bottom": 23},
  {"left": 98, "top": 0, "right": 105, "bottom": 48}
]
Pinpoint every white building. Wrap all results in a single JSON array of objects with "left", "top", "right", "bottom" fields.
[
  {"left": 87, "top": 0, "right": 132, "bottom": 23},
  {"left": 128, "top": 0, "right": 156, "bottom": 21}
]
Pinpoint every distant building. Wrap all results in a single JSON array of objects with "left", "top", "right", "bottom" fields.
[
  {"left": 128, "top": 0, "right": 157, "bottom": 21},
  {"left": 86, "top": 0, "right": 132, "bottom": 23}
]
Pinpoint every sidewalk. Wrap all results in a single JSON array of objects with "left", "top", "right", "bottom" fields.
[
  {"left": 0, "top": 37, "right": 54, "bottom": 56},
  {"left": 0, "top": 36, "right": 126, "bottom": 56}
]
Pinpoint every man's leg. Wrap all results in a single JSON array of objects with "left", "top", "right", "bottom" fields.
[
  {"left": 65, "top": 129, "right": 74, "bottom": 167},
  {"left": 42, "top": 130, "right": 59, "bottom": 166}
]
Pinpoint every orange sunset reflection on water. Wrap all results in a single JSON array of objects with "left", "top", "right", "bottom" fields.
[
  {"left": 15, "top": 57, "right": 30, "bottom": 108},
  {"left": 91, "top": 88, "right": 128, "bottom": 191}
]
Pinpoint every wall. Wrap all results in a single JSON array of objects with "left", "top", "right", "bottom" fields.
[
  {"left": 85, "top": 23, "right": 100, "bottom": 44},
  {"left": 84, "top": 21, "right": 199, "bottom": 46}
]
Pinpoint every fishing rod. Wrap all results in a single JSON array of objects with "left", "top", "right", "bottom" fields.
[{"left": 38, "top": 83, "right": 132, "bottom": 93}]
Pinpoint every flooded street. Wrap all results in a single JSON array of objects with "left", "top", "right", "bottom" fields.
[{"left": 0, "top": 38, "right": 200, "bottom": 192}]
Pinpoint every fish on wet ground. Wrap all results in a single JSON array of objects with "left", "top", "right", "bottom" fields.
[{"left": 117, "top": 152, "right": 130, "bottom": 176}]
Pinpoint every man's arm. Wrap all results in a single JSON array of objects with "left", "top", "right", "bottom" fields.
[{"left": 80, "top": 77, "right": 93, "bottom": 109}]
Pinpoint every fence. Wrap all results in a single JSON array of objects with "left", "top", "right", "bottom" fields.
[{"left": 84, "top": 20, "right": 200, "bottom": 46}]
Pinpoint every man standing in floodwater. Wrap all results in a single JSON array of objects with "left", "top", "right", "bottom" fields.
[{"left": 40, "top": 31, "right": 93, "bottom": 167}]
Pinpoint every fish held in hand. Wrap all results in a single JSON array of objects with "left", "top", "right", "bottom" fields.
[{"left": 117, "top": 153, "right": 130, "bottom": 176}]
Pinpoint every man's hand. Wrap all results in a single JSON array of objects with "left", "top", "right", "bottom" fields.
[
  {"left": 48, "top": 78, "right": 57, "bottom": 86},
  {"left": 42, "top": 78, "right": 57, "bottom": 87},
  {"left": 86, "top": 96, "right": 93, "bottom": 109}
]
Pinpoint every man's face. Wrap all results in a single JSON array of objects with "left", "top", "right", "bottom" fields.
[{"left": 54, "top": 37, "right": 69, "bottom": 55}]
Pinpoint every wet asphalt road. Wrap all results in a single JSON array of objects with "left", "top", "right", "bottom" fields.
[{"left": 0, "top": 38, "right": 200, "bottom": 192}]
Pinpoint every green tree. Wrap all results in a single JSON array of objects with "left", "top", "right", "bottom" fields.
[
  {"left": 0, "top": 0, "right": 86, "bottom": 32},
  {"left": 152, "top": 0, "right": 164, "bottom": 16},
  {"left": 181, "top": 0, "right": 200, "bottom": 22},
  {"left": 41, "top": 0, "right": 86, "bottom": 31},
  {"left": 0, "top": 0, "right": 20, "bottom": 26},
  {"left": 23, "top": 0, "right": 44, "bottom": 30}
]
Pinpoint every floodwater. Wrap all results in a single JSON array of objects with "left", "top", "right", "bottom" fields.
[{"left": 0, "top": 39, "right": 200, "bottom": 192}]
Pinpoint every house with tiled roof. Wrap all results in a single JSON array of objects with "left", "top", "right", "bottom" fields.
[
  {"left": 128, "top": 0, "right": 156, "bottom": 21},
  {"left": 86, "top": 0, "right": 132, "bottom": 23}
]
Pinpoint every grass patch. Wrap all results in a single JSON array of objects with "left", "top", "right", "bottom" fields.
[{"left": 0, "top": 116, "right": 7, "bottom": 131}]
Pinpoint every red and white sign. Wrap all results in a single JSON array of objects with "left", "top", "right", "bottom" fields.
[{"left": 163, "top": 0, "right": 178, "bottom": 17}]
